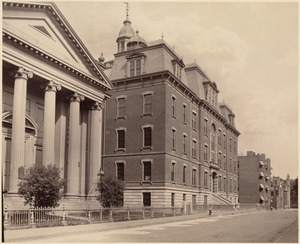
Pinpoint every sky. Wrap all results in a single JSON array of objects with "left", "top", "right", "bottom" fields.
[{"left": 56, "top": 1, "right": 298, "bottom": 179}]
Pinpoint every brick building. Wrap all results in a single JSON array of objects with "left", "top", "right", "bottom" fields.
[
  {"left": 238, "top": 151, "right": 272, "bottom": 207},
  {"left": 271, "top": 175, "right": 291, "bottom": 209},
  {"left": 102, "top": 12, "right": 239, "bottom": 207}
]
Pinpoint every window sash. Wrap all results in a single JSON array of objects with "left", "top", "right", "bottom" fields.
[
  {"left": 130, "top": 61, "right": 135, "bottom": 77},
  {"left": 192, "top": 141, "right": 196, "bottom": 158},
  {"left": 204, "top": 146, "right": 208, "bottom": 161},
  {"left": 183, "top": 105, "right": 186, "bottom": 123},
  {"left": 117, "top": 163, "right": 124, "bottom": 181},
  {"left": 143, "top": 94, "right": 152, "bottom": 114},
  {"left": 136, "top": 59, "right": 141, "bottom": 75},
  {"left": 171, "top": 164, "right": 175, "bottom": 181},
  {"left": 204, "top": 120, "right": 208, "bottom": 135},
  {"left": 143, "top": 162, "right": 151, "bottom": 180},
  {"left": 171, "top": 193, "right": 175, "bottom": 207},
  {"left": 144, "top": 127, "right": 152, "bottom": 147},
  {"left": 192, "top": 169, "right": 196, "bottom": 185},
  {"left": 183, "top": 135, "right": 186, "bottom": 154},
  {"left": 171, "top": 97, "right": 175, "bottom": 117},
  {"left": 117, "top": 130, "right": 125, "bottom": 149},
  {"left": 117, "top": 98, "right": 126, "bottom": 117},
  {"left": 172, "top": 130, "right": 176, "bottom": 149},
  {"left": 143, "top": 193, "right": 151, "bottom": 206},
  {"left": 192, "top": 113, "right": 196, "bottom": 130}
]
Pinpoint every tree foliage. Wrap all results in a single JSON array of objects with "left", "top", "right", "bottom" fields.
[
  {"left": 291, "top": 177, "right": 298, "bottom": 207},
  {"left": 18, "top": 164, "right": 64, "bottom": 208},
  {"left": 96, "top": 176, "right": 124, "bottom": 208}
]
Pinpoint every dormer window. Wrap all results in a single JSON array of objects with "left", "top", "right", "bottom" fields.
[
  {"left": 172, "top": 59, "right": 185, "bottom": 79},
  {"left": 129, "top": 59, "right": 141, "bottom": 76},
  {"left": 203, "top": 81, "right": 219, "bottom": 108},
  {"left": 126, "top": 52, "right": 147, "bottom": 77},
  {"left": 173, "top": 63, "right": 182, "bottom": 79}
]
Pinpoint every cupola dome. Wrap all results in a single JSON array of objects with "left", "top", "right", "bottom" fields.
[
  {"left": 127, "top": 30, "right": 147, "bottom": 50},
  {"left": 117, "top": 19, "right": 135, "bottom": 40}
]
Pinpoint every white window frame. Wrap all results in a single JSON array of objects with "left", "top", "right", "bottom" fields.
[
  {"left": 116, "top": 95, "right": 127, "bottom": 119},
  {"left": 142, "top": 91, "right": 154, "bottom": 116}
]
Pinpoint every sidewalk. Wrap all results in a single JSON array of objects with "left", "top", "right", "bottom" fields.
[{"left": 4, "top": 209, "right": 261, "bottom": 242}]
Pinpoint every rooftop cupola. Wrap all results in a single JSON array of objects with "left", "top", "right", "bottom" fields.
[
  {"left": 127, "top": 30, "right": 147, "bottom": 50},
  {"left": 116, "top": 2, "right": 135, "bottom": 53}
]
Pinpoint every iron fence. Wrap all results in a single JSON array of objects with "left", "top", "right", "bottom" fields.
[
  {"left": 4, "top": 205, "right": 184, "bottom": 230},
  {"left": 3, "top": 203, "right": 265, "bottom": 230}
]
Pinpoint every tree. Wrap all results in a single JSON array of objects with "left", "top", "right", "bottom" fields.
[
  {"left": 96, "top": 176, "right": 124, "bottom": 208},
  {"left": 291, "top": 177, "right": 298, "bottom": 208},
  {"left": 18, "top": 164, "right": 64, "bottom": 208}
]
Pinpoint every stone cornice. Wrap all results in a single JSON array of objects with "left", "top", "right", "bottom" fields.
[
  {"left": 114, "top": 42, "right": 183, "bottom": 63},
  {"left": 3, "top": 1, "right": 111, "bottom": 91},
  {"left": 3, "top": 31, "right": 111, "bottom": 91}
]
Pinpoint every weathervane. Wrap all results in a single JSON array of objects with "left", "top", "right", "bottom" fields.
[{"left": 124, "top": 2, "right": 129, "bottom": 19}]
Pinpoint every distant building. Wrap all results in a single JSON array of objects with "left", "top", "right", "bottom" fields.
[
  {"left": 271, "top": 175, "right": 291, "bottom": 209},
  {"left": 102, "top": 11, "right": 240, "bottom": 207},
  {"left": 238, "top": 151, "right": 272, "bottom": 207},
  {"left": 2, "top": 2, "right": 111, "bottom": 208}
]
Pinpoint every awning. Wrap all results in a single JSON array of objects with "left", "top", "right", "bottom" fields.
[
  {"left": 260, "top": 184, "right": 265, "bottom": 189},
  {"left": 260, "top": 196, "right": 265, "bottom": 201},
  {"left": 259, "top": 161, "right": 264, "bottom": 166},
  {"left": 259, "top": 172, "right": 264, "bottom": 177}
]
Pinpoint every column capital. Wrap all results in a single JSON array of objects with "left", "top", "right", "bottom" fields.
[
  {"left": 68, "top": 92, "right": 85, "bottom": 103},
  {"left": 41, "top": 80, "right": 61, "bottom": 92},
  {"left": 90, "top": 101, "right": 104, "bottom": 111},
  {"left": 10, "top": 67, "right": 33, "bottom": 80}
]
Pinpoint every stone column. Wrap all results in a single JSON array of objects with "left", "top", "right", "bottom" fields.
[
  {"left": 88, "top": 101, "right": 103, "bottom": 194},
  {"left": 66, "top": 92, "right": 84, "bottom": 196},
  {"left": 9, "top": 67, "right": 33, "bottom": 193},
  {"left": 42, "top": 81, "right": 61, "bottom": 165}
]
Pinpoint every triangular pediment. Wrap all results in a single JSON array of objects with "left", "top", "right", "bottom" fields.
[
  {"left": 125, "top": 52, "right": 147, "bottom": 60},
  {"left": 3, "top": 2, "right": 111, "bottom": 90}
]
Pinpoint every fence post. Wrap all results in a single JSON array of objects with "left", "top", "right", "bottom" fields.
[
  {"left": 163, "top": 205, "right": 165, "bottom": 217},
  {"left": 99, "top": 208, "right": 103, "bottom": 223},
  {"left": 4, "top": 205, "right": 10, "bottom": 230},
  {"left": 29, "top": 205, "right": 36, "bottom": 228},
  {"left": 127, "top": 206, "right": 131, "bottom": 221},
  {"left": 62, "top": 204, "right": 67, "bottom": 226},
  {"left": 109, "top": 208, "right": 113, "bottom": 222},
  {"left": 88, "top": 205, "right": 91, "bottom": 223},
  {"left": 142, "top": 207, "right": 145, "bottom": 219},
  {"left": 183, "top": 201, "right": 187, "bottom": 215}
]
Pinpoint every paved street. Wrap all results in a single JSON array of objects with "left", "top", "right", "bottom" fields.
[{"left": 5, "top": 209, "right": 297, "bottom": 243}]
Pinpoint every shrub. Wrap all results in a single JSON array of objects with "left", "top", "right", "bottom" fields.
[
  {"left": 18, "top": 164, "right": 64, "bottom": 208},
  {"left": 96, "top": 176, "right": 124, "bottom": 208}
]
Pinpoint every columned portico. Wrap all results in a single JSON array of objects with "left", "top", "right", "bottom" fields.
[
  {"left": 88, "top": 101, "right": 103, "bottom": 194},
  {"left": 42, "top": 81, "right": 61, "bottom": 165},
  {"left": 3, "top": 1, "right": 111, "bottom": 208},
  {"left": 66, "top": 92, "right": 84, "bottom": 196},
  {"left": 9, "top": 67, "right": 33, "bottom": 194}
]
